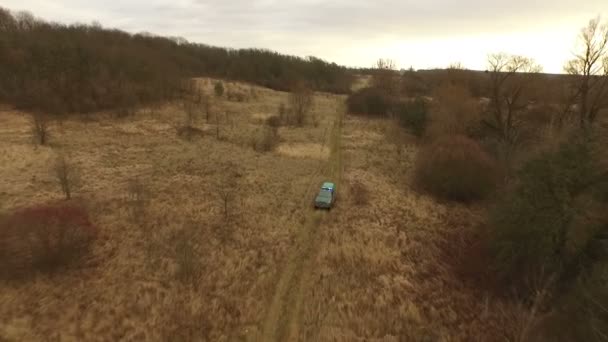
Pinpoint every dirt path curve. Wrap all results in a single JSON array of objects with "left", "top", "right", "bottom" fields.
[{"left": 259, "top": 102, "right": 344, "bottom": 342}]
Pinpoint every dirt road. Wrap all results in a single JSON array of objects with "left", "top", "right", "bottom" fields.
[{"left": 259, "top": 102, "right": 344, "bottom": 342}]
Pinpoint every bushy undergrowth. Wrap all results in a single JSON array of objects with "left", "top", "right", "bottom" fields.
[
  {"left": 0, "top": 202, "right": 97, "bottom": 278},
  {"left": 252, "top": 125, "right": 279, "bottom": 152},
  {"left": 426, "top": 84, "right": 481, "bottom": 139},
  {"left": 347, "top": 86, "right": 429, "bottom": 136},
  {"left": 541, "top": 261, "right": 608, "bottom": 342},
  {"left": 346, "top": 87, "right": 392, "bottom": 117},
  {"left": 393, "top": 97, "right": 429, "bottom": 137},
  {"left": 489, "top": 135, "right": 606, "bottom": 295},
  {"left": 350, "top": 180, "right": 369, "bottom": 206},
  {"left": 415, "top": 135, "right": 500, "bottom": 201}
]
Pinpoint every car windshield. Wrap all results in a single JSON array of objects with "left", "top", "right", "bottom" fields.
[{"left": 318, "top": 190, "right": 332, "bottom": 198}]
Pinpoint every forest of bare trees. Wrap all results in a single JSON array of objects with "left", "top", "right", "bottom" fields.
[
  {"left": 347, "top": 16, "right": 608, "bottom": 342},
  {"left": 0, "top": 7, "right": 352, "bottom": 116}
]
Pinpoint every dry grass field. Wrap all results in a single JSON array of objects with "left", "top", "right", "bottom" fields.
[
  {"left": 1, "top": 79, "right": 515, "bottom": 341},
  {"left": 293, "top": 117, "right": 523, "bottom": 342},
  {"left": 0, "top": 79, "right": 341, "bottom": 341}
]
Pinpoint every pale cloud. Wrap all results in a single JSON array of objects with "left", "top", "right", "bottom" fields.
[{"left": 2, "top": 0, "right": 606, "bottom": 72}]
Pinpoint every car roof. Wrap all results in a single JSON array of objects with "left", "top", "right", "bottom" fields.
[{"left": 322, "top": 182, "right": 335, "bottom": 189}]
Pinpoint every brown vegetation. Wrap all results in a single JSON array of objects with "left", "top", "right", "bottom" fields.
[
  {"left": 0, "top": 81, "right": 342, "bottom": 340},
  {"left": 252, "top": 125, "right": 280, "bottom": 152},
  {"left": 349, "top": 180, "right": 369, "bottom": 205},
  {"left": 1, "top": 5, "right": 608, "bottom": 341},
  {"left": 0, "top": 202, "right": 97, "bottom": 279},
  {"left": 415, "top": 135, "right": 500, "bottom": 201},
  {"left": 288, "top": 83, "right": 314, "bottom": 126},
  {"left": 53, "top": 154, "right": 79, "bottom": 200},
  {"left": 0, "top": 6, "right": 352, "bottom": 118},
  {"left": 346, "top": 86, "right": 392, "bottom": 116},
  {"left": 371, "top": 58, "right": 399, "bottom": 96},
  {"left": 30, "top": 112, "right": 50, "bottom": 145},
  {"left": 427, "top": 84, "right": 481, "bottom": 138},
  {"left": 564, "top": 17, "right": 608, "bottom": 128},
  {"left": 483, "top": 53, "right": 542, "bottom": 166}
]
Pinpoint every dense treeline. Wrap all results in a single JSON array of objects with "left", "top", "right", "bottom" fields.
[{"left": 0, "top": 7, "right": 352, "bottom": 115}]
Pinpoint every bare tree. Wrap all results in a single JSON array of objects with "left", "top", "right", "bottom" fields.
[
  {"left": 0, "top": 7, "right": 16, "bottom": 32},
  {"left": 15, "top": 11, "right": 36, "bottom": 31},
  {"left": 53, "top": 155, "right": 78, "bottom": 200},
  {"left": 277, "top": 103, "right": 287, "bottom": 124},
  {"left": 288, "top": 83, "right": 314, "bottom": 126},
  {"left": 173, "top": 225, "right": 200, "bottom": 286},
  {"left": 31, "top": 112, "right": 49, "bottom": 145},
  {"left": 214, "top": 81, "right": 225, "bottom": 98},
  {"left": 203, "top": 94, "right": 212, "bottom": 123},
  {"left": 445, "top": 62, "right": 472, "bottom": 88},
  {"left": 215, "top": 111, "right": 222, "bottom": 140},
  {"left": 126, "top": 177, "right": 149, "bottom": 224},
  {"left": 564, "top": 17, "right": 608, "bottom": 128},
  {"left": 217, "top": 162, "right": 240, "bottom": 221},
  {"left": 181, "top": 79, "right": 204, "bottom": 128},
  {"left": 372, "top": 58, "right": 399, "bottom": 96},
  {"left": 484, "top": 53, "right": 542, "bottom": 162},
  {"left": 448, "top": 62, "right": 466, "bottom": 70}
]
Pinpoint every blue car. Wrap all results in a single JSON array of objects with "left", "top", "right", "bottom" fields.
[{"left": 314, "top": 182, "right": 336, "bottom": 209}]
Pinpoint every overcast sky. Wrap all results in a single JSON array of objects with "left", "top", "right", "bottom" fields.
[{"left": 2, "top": 0, "right": 607, "bottom": 73}]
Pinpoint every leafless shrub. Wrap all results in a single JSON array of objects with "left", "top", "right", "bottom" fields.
[
  {"left": 266, "top": 115, "right": 282, "bottom": 128},
  {"left": 252, "top": 124, "right": 279, "bottom": 153},
  {"left": 288, "top": 83, "right": 314, "bottom": 126},
  {"left": 311, "top": 110, "right": 320, "bottom": 127},
  {"left": 415, "top": 135, "right": 500, "bottom": 201},
  {"left": 114, "top": 106, "right": 136, "bottom": 119},
  {"left": 181, "top": 79, "right": 206, "bottom": 126},
  {"left": 0, "top": 203, "right": 97, "bottom": 278},
  {"left": 204, "top": 94, "right": 212, "bottom": 123},
  {"left": 172, "top": 226, "right": 200, "bottom": 286},
  {"left": 249, "top": 86, "right": 258, "bottom": 99},
  {"left": 215, "top": 111, "right": 222, "bottom": 140},
  {"left": 217, "top": 163, "right": 240, "bottom": 222},
  {"left": 372, "top": 58, "right": 399, "bottom": 97},
  {"left": 31, "top": 112, "right": 50, "bottom": 145},
  {"left": 126, "top": 178, "right": 149, "bottom": 224},
  {"left": 427, "top": 84, "right": 481, "bottom": 139},
  {"left": 176, "top": 125, "right": 204, "bottom": 141},
  {"left": 346, "top": 86, "right": 392, "bottom": 117},
  {"left": 226, "top": 90, "right": 247, "bottom": 102},
  {"left": 278, "top": 102, "right": 287, "bottom": 123},
  {"left": 125, "top": 179, "right": 159, "bottom": 270},
  {"left": 350, "top": 180, "right": 369, "bottom": 206},
  {"left": 53, "top": 154, "right": 79, "bottom": 200},
  {"left": 176, "top": 80, "right": 208, "bottom": 141},
  {"left": 214, "top": 81, "right": 225, "bottom": 97}
]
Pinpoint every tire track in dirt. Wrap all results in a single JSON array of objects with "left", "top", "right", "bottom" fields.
[{"left": 260, "top": 102, "right": 344, "bottom": 342}]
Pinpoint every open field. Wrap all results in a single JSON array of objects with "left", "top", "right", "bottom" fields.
[
  {"left": 295, "top": 117, "right": 520, "bottom": 341},
  {"left": 0, "top": 79, "right": 343, "bottom": 341},
  {"left": 0, "top": 79, "right": 517, "bottom": 341}
]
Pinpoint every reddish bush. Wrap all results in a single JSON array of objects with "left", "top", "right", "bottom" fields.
[
  {"left": 0, "top": 202, "right": 97, "bottom": 278},
  {"left": 415, "top": 135, "right": 500, "bottom": 201}
]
